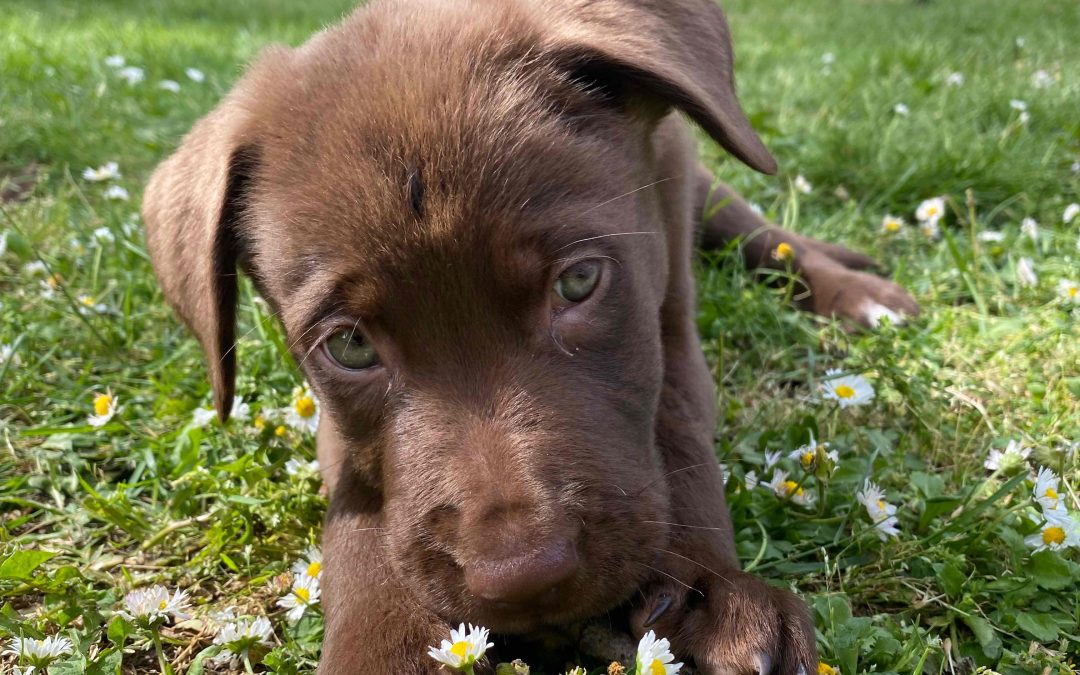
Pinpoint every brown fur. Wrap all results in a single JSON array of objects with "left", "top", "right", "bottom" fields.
[{"left": 142, "top": 1, "right": 917, "bottom": 672}]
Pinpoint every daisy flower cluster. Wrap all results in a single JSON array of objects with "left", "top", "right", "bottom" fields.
[
  {"left": 1025, "top": 466, "right": 1079, "bottom": 553},
  {"left": 276, "top": 547, "right": 323, "bottom": 623}
]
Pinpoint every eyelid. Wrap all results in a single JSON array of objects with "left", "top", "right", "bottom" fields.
[{"left": 300, "top": 317, "right": 366, "bottom": 362}]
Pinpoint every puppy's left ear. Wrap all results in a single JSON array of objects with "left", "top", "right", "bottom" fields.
[{"left": 542, "top": 0, "right": 777, "bottom": 174}]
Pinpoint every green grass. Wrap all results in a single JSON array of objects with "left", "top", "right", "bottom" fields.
[{"left": 1, "top": 0, "right": 1079, "bottom": 673}]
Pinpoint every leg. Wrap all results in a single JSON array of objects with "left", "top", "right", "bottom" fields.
[
  {"left": 696, "top": 167, "right": 919, "bottom": 327},
  {"left": 319, "top": 471, "right": 450, "bottom": 674},
  {"left": 628, "top": 164, "right": 816, "bottom": 673}
]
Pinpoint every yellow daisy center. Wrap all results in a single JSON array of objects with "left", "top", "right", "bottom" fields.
[
  {"left": 94, "top": 394, "right": 112, "bottom": 416},
  {"left": 774, "top": 242, "right": 794, "bottom": 261},
  {"left": 274, "top": 425, "right": 287, "bottom": 437},
  {"left": 818, "top": 664, "right": 837, "bottom": 675},
  {"left": 834, "top": 384, "right": 856, "bottom": 399},
  {"left": 926, "top": 206, "right": 938, "bottom": 218},
  {"left": 306, "top": 561, "right": 321, "bottom": 578},
  {"left": 783, "top": 480, "right": 804, "bottom": 497},
  {"left": 1044, "top": 487, "right": 1058, "bottom": 501},
  {"left": 877, "top": 500, "right": 886, "bottom": 511},
  {"left": 801, "top": 451, "right": 815, "bottom": 467},
  {"left": 648, "top": 659, "right": 667, "bottom": 675},
  {"left": 254, "top": 415, "right": 266, "bottom": 430},
  {"left": 294, "top": 587, "right": 311, "bottom": 604},
  {"left": 1069, "top": 286, "right": 1078, "bottom": 298},
  {"left": 47, "top": 274, "right": 61, "bottom": 289},
  {"left": 1043, "top": 526, "right": 1065, "bottom": 546},
  {"left": 294, "top": 396, "right": 316, "bottom": 418},
  {"left": 885, "top": 220, "right": 901, "bottom": 232},
  {"left": 81, "top": 295, "right": 95, "bottom": 306},
  {"left": 450, "top": 641, "right": 470, "bottom": 658},
  {"left": 159, "top": 599, "right": 168, "bottom": 610}
]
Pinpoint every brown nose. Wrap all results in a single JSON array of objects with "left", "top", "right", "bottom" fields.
[{"left": 463, "top": 537, "right": 579, "bottom": 603}]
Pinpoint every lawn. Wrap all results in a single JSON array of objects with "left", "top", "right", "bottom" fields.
[{"left": 1, "top": 0, "right": 1078, "bottom": 673}]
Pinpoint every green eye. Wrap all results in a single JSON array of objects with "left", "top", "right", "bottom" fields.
[
  {"left": 554, "top": 260, "right": 602, "bottom": 303},
  {"left": 323, "top": 329, "right": 378, "bottom": 370}
]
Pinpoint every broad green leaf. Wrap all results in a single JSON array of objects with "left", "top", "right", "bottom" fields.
[{"left": 0, "top": 549, "right": 56, "bottom": 579}]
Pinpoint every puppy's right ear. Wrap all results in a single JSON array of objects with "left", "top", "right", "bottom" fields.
[{"left": 142, "top": 48, "right": 287, "bottom": 421}]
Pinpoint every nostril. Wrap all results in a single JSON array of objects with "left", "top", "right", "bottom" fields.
[{"left": 464, "top": 537, "right": 579, "bottom": 603}]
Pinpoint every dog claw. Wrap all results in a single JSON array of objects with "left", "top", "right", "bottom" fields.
[{"left": 643, "top": 592, "right": 673, "bottom": 628}]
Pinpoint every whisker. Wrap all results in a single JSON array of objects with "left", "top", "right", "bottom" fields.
[
  {"left": 637, "top": 562, "right": 705, "bottom": 598},
  {"left": 640, "top": 520, "right": 728, "bottom": 532},
  {"left": 554, "top": 231, "right": 659, "bottom": 253},
  {"left": 579, "top": 176, "right": 680, "bottom": 216},
  {"left": 631, "top": 462, "right": 712, "bottom": 498},
  {"left": 647, "top": 546, "right": 732, "bottom": 585}
]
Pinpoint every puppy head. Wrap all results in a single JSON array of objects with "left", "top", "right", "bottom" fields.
[{"left": 143, "top": 0, "right": 771, "bottom": 632}]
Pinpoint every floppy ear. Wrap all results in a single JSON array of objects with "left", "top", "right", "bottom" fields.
[
  {"left": 142, "top": 48, "right": 287, "bottom": 421},
  {"left": 542, "top": 0, "right": 777, "bottom": 174}
]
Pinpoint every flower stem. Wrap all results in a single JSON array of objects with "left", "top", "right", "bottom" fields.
[
  {"left": 244, "top": 654, "right": 256, "bottom": 674},
  {"left": 151, "top": 629, "right": 174, "bottom": 675}
]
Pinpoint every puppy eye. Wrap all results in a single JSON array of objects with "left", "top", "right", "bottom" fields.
[
  {"left": 554, "top": 260, "right": 602, "bottom": 304},
  {"left": 323, "top": 328, "right": 379, "bottom": 370}
]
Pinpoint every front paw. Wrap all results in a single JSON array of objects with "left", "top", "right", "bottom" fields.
[
  {"left": 631, "top": 571, "right": 816, "bottom": 675},
  {"left": 801, "top": 257, "right": 920, "bottom": 329}
]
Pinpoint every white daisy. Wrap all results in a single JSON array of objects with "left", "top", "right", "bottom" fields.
[
  {"left": 0, "top": 230, "right": 7, "bottom": 258},
  {"left": 427, "top": 624, "right": 494, "bottom": 671},
  {"left": 1032, "top": 467, "right": 1065, "bottom": 512},
  {"left": 82, "top": 161, "right": 121, "bottom": 182},
  {"left": 276, "top": 575, "right": 320, "bottom": 623},
  {"left": 104, "top": 185, "right": 129, "bottom": 201},
  {"left": 856, "top": 480, "right": 900, "bottom": 540},
  {"left": 1059, "top": 279, "right": 1080, "bottom": 305},
  {"left": 211, "top": 616, "right": 274, "bottom": 666},
  {"left": 1009, "top": 99, "right": 1028, "bottom": 112},
  {"left": 793, "top": 175, "right": 812, "bottom": 195},
  {"left": 821, "top": 53, "right": 835, "bottom": 66},
  {"left": 93, "top": 227, "right": 115, "bottom": 242},
  {"left": 1064, "top": 203, "right": 1080, "bottom": 224},
  {"left": 768, "top": 470, "right": 815, "bottom": 508},
  {"left": 635, "top": 630, "right": 683, "bottom": 675},
  {"left": 919, "top": 220, "right": 940, "bottom": 239},
  {"left": 158, "top": 79, "right": 181, "bottom": 93},
  {"left": 89, "top": 391, "right": 119, "bottom": 428},
  {"left": 117, "top": 66, "right": 144, "bottom": 85},
  {"left": 1072, "top": 162, "right": 1080, "bottom": 176},
  {"left": 23, "top": 261, "right": 48, "bottom": 275},
  {"left": 231, "top": 398, "right": 251, "bottom": 421},
  {"left": 185, "top": 67, "right": 206, "bottom": 83},
  {"left": 1020, "top": 217, "right": 1038, "bottom": 241},
  {"left": 283, "top": 386, "right": 320, "bottom": 434},
  {"left": 290, "top": 547, "right": 323, "bottom": 582},
  {"left": 946, "top": 72, "right": 965, "bottom": 87},
  {"left": 1031, "top": 70, "right": 1053, "bottom": 88},
  {"left": 881, "top": 215, "right": 905, "bottom": 235},
  {"left": 191, "top": 407, "right": 217, "bottom": 428},
  {"left": 984, "top": 440, "right": 1032, "bottom": 472},
  {"left": 78, "top": 294, "right": 109, "bottom": 314},
  {"left": 104, "top": 55, "right": 125, "bottom": 68},
  {"left": 4, "top": 635, "right": 74, "bottom": 669},
  {"left": 285, "top": 458, "right": 320, "bottom": 476},
  {"left": 119, "top": 586, "right": 190, "bottom": 626},
  {"left": 744, "top": 470, "right": 760, "bottom": 490},
  {"left": 916, "top": 197, "right": 946, "bottom": 225},
  {"left": 1016, "top": 257, "right": 1037, "bottom": 288},
  {"left": 893, "top": 103, "right": 910, "bottom": 116},
  {"left": 1024, "top": 509, "right": 1080, "bottom": 552},
  {"left": 764, "top": 450, "right": 782, "bottom": 470},
  {"left": 820, "top": 369, "right": 875, "bottom": 408},
  {"left": 788, "top": 435, "right": 838, "bottom": 472},
  {"left": 977, "top": 231, "right": 1004, "bottom": 243}
]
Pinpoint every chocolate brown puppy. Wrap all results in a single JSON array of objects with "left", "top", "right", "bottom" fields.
[{"left": 143, "top": 0, "right": 917, "bottom": 672}]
